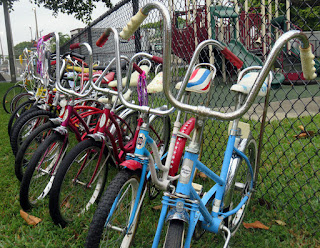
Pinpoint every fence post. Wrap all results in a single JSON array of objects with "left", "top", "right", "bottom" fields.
[
  {"left": 132, "top": 0, "right": 142, "bottom": 53},
  {"left": 3, "top": 1, "right": 16, "bottom": 83}
]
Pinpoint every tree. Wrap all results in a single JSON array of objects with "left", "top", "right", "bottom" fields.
[
  {"left": 238, "top": 0, "right": 320, "bottom": 31},
  {"left": 0, "top": 0, "right": 19, "bottom": 10},
  {"left": 14, "top": 41, "right": 34, "bottom": 58},
  {"left": 0, "top": 0, "right": 112, "bottom": 23},
  {"left": 13, "top": 32, "right": 70, "bottom": 58},
  {"left": 49, "top": 32, "right": 71, "bottom": 52}
]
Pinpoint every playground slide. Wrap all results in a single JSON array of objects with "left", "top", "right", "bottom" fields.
[
  {"left": 271, "top": 16, "right": 319, "bottom": 81},
  {"left": 227, "top": 39, "right": 285, "bottom": 86}
]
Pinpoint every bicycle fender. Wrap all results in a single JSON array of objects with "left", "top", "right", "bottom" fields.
[
  {"left": 169, "top": 117, "right": 196, "bottom": 176},
  {"left": 166, "top": 207, "right": 189, "bottom": 223},
  {"left": 119, "top": 140, "right": 135, "bottom": 160},
  {"left": 49, "top": 117, "right": 63, "bottom": 125},
  {"left": 53, "top": 126, "right": 68, "bottom": 135},
  {"left": 120, "top": 160, "right": 142, "bottom": 170},
  {"left": 85, "top": 133, "right": 105, "bottom": 142}
]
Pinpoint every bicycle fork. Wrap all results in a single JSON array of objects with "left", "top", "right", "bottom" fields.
[{"left": 106, "top": 159, "right": 148, "bottom": 235}]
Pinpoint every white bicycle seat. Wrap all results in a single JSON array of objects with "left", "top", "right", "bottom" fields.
[
  {"left": 175, "top": 68, "right": 213, "bottom": 93},
  {"left": 98, "top": 89, "right": 132, "bottom": 104},
  {"left": 231, "top": 72, "right": 269, "bottom": 97},
  {"left": 108, "top": 65, "right": 151, "bottom": 87},
  {"left": 147, "top": 72, "right": 163, "bottom": 93}
]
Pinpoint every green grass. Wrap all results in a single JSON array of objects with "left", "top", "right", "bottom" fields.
[{"left": 0, "top": 82, "right": 319, "bottom": 247}]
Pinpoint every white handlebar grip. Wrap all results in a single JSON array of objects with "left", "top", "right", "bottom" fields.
[
  {"left": 120, "top": 9, "right": 147, "bottom": 40},
  {"left": 300, "top": 45, "right": 317, "bottom": 80}
]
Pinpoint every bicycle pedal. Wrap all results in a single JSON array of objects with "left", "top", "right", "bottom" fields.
[{"left": 192, "top": 182, "right": 203, "bottom": 195}]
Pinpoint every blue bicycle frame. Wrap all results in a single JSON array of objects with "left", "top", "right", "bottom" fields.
[
  {"left": 152, "top": 126, "right": 255, "bottom": 248},
  {"left": 105, "top": 122, "right": 160, "bottom": 232}
]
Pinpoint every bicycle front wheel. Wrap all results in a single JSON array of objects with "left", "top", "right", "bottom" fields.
[
  {"left": 7, "top": 100, "right": 35, "bottom": 136},
  {"left": 149, "top": 115, "right": 171, "bottom": 157},
  {"left": 10, "top": 92, "right": 32, "bottom": 113},
  {"left": 86, "top": 169, "right": 142, "bottom": 248},
  {"left": 164, "top": 219, "right": 185, "bottom": 248},
  {"left": 2, "top": 85, "right": 25, "bottom": 113},
  {"left": 225, "top": 137, "right": 257, "bottom": 235},
  {"left": 15, "top": 121, "right": 57, "bottom": 181},
  {"left": 49, "top": 139, "right": 114, "bottom": 227},
  {"left": 20, "top": 132, "right": 67, "bottom": 211},
  {"left": 10, "top": 109, "right": 55, "bottom": 155}
]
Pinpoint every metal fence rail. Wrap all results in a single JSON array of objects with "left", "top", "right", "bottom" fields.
[{"left": 62, "top": 0, "right": 320, "bottom": 237}]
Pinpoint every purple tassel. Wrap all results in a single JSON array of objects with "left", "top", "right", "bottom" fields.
[
  {"left": 137, "top": 71, "right": 148, "bottom": 106},
  {"left": 37, "top": 37, "right": 44, "bottom": 77}
]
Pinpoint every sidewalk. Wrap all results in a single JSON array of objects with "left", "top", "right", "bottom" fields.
[
  {"left": 218, "top": 97, "right": 320, "bottom": 121},
  {"left": 246, "top": 97, "right": 320, "bottom": 121}
]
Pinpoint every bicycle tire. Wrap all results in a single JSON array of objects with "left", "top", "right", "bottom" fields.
[
  {"left": 10, "top": 92, "right": 32, "bottom": 113},
  {"left": 224, "top": 137, "right": 257, "bottom": 235},
  {"left": 49, "top": 139, "right": 113, "bottom": 227},
  {"left": 86, "top": 169, "right": 142, "bottom": 248},
  {"left": 164, "top": 219, "right": 185, "bottom": 248},
  {"left": 20, "top": 132, "right": 67, "bottom": 211},
  {"left": 2, "top": 85, "right": 25, "bottom": 114},
  {"left": 7, "top": 100, "right": 36, "bottom": 136},
  {"left": 113, "top": 110, "right": 139, "bottom": 146},
  {"left": 15, "top": 121, "right": 57, "bottom": 181},
  {"left": 10, "top": 109, "right": 56, "bottom": 156}
]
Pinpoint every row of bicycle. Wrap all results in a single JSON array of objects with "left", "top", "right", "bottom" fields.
[{"left": 5, "top": 2, "right": 317, "bottom": 247}]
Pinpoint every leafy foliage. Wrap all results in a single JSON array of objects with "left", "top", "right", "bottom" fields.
[
  {"left": 238, "top": 0, "right": 320, "bottom": 31},
  {"left": 14, "top": 41, "right": 35, "bottom": 58},
  {"left": 31, "top": 0, "right": 112, "bottom": 23},
  {"left": 0, "top": 0, "right": 112, "bottom": 22},
  {"left": 0, "top": 0, "right": 19, "bottom": 10},
  {"left": 13, "top": 32, "right": 70, "bottom": 58},
  {"left": 49, "top": 32, "right": 70, "bottom": 52}
]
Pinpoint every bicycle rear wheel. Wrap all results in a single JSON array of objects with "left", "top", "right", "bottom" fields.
[
  {"left": 20, "top": 132, "right": 67, "bottom": 211},
  {"left": 49, "top": 139, "right": 114, "bottom": 227},
  {"left": 86, "top": 169, "right": 143, "bottom": 248}
]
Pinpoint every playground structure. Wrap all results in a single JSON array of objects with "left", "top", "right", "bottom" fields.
[{"left": 170, "top": 0, "right": 320, "bottom": 86}]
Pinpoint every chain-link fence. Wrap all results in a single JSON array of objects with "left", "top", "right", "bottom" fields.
[
  {"left": 0, "top": 57, "right": 27, "bottom": 81},
  {"left": 62, "top": 0, "right": 320, "bottom": 237}
]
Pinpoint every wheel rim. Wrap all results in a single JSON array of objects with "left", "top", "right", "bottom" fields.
[
  {"left": 227, "top": 139, "right": 257, "bottom": 235},
  {"left": 100, "top": 177, "right": 139, "bottom": 247},
  {"left": 18, "top": 116, "right": 49, "bottom": 148},
  {"left": 4, "top": 86, "right": 24, "bottom": 113},
  {"left": 149, "top": 116, "right": 168, "bottom": 158},
  {"left": 59, "top": 145, "right": 108, "bottom": 222},
  {"left": 118, "top": 112, "right": 138, "bottom": 145},
  {"left": 21, "top": 128, "right": 53, "bottom": 177},
  {"left": 29, "top": 139, "right": 65, "bottom": 204}
]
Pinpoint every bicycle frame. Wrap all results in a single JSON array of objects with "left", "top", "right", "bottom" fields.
[
  {"left": 107, "top": 116, "right": 164, "bottom": 233},
  {"left": 82, "top": 105, "right": 141, "bottom": 188},
  {"left": 152, "top": 117, "right": 254, "bottom": 247}
]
